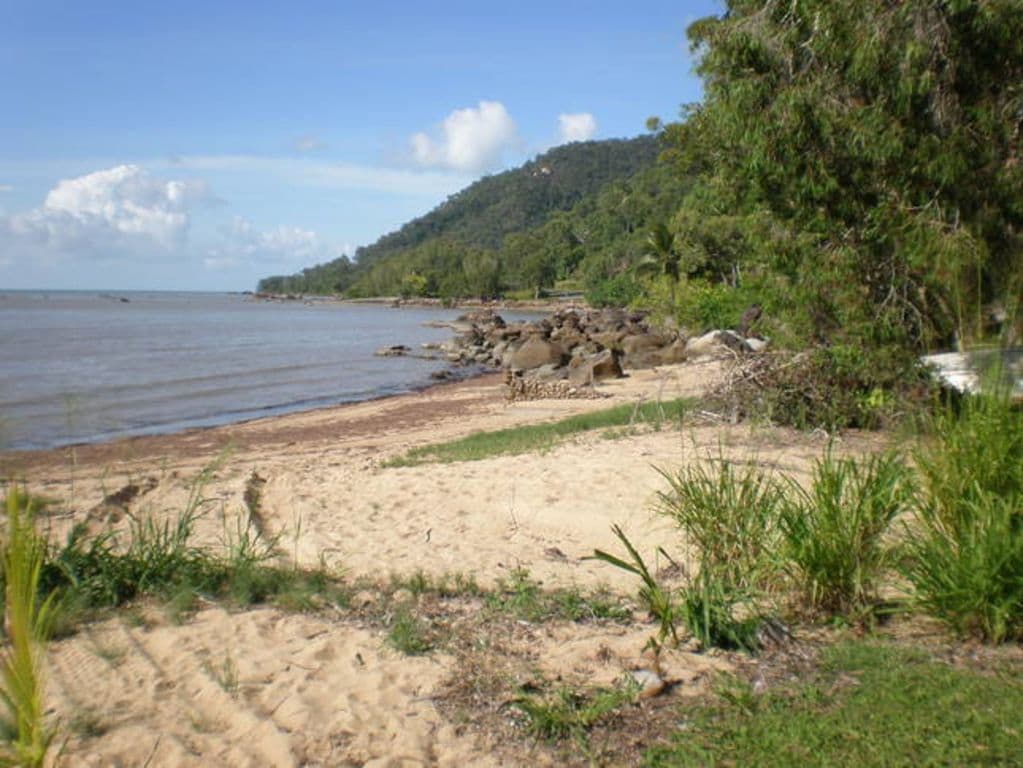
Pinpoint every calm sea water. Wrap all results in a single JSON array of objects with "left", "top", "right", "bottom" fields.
[{"left": 0, "top": 291, "right": 500, "bottom": 451}]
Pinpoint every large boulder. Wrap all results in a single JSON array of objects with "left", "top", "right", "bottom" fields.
[
  {"left": 590, "top": 330, "right": 625, "bottom": 351},
  {"left": 621, "top": 332, "right": 671, "bottom": 368},
  {"left": 568, "top": 349, "right": 624, "bottom": 387},
  {"left": 685, "top": 330, "right": 751, "bottom": 359},
  {"left": 658, "top": 339, "right": 689, "bottom": 364},
  {"left": 507, "top": 336, "right": 568, "bottom": 370}
]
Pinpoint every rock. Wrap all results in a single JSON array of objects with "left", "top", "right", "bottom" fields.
[
  {"left": 659, "top": 339, "right": 689, "bottom": 364},
  {"left": 430, "top": 369, "right": 454, "bottom": 381},
  {"left": 532, "top": 363, "right": 567, "bottom": 381},
  {"left": 622, "top": 333, "right": 667, "bottom": 356},
  {"left": 568, "top": 349, "right": 624, "bottom": 386},
  {"left": 629, "top": 669, "right": 667, "bottom": 699},
  {"left": 621, "top": 332, "right": 670, "bottom": 368},
  {"left": 375, "top": 344, "right": 411, "bottom": 357},
  {"left": 590, "top": 330, "right": 625, "bottom": 351},
  {"left": 507, "top": 336, "right": 567, "bottom": 370},
  {"left": 685, "top": 330, "right": 751, "bottom": 359},
  {"left": 746, "top": 337, "right": 770, "bottom": 353}
]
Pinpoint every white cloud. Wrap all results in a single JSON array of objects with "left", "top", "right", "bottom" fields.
[
  {"left": 4, "top": 165, "right": 206, "bottom": 257},
  {"left": 0, "top": 184, "right": 12, "bottom": 193},
  {"left": 558, "top": 113, "right": 598, "bottom": 143},
  {"left": 204, "top": 217, "right": 352, "bottom": 271},
  {"left": 162, "top": 155, "right": 472, "bottom": 198},
  {"left": 410, "top": 100, "right": 519, "bottom": 173}
]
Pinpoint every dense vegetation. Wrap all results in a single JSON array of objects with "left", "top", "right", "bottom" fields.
[
  {"left": 664, "top": 0, "right": 1023, "bottom": 353},
  {"left": 257, "top": 136, "right": 666, "bottom": 298}
]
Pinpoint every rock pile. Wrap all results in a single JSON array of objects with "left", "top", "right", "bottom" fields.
[{"left": 438, "top": 307, "right": 767, "bottom": 400}]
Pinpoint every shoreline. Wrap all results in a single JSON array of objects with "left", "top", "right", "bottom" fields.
[
  {"left": 0, "top": 369, "right": 508, "bottom": 475},
  {"left": 251, "top": 291, "right": 586, "bottom": 313}
]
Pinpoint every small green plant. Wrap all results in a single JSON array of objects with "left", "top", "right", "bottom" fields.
[
  {"left": 913, "top": 385, "right": 1023, "bottom": 529},
  {"left": 903, "top": 491, "right": 1023, "bottom": 642},
  {"left": 207, "top": 651, "right": 239, "bottom": 696},
  {"left": 591, "top": 526, "right": 680, "bottom": 649},
  {"left": 654, "top": 458, "right": 783, "bottom": 591},
  {"left": 678, "top": 569, "right": 763, "bottom": 653},
  {"left": 386, "top": 610, "right": 433, "bottom": 655},
  {"left": 0, "top": 490, "right": 57, "bottom": 767},
  {"left": 483, "top": 569, "right": 630, "bottom": 623},
  {"left": 511, "top": 682, "right": 638, "bottom": 742},
  {"left": 780, "top": 449, "right": 911, "bottom": 617}
]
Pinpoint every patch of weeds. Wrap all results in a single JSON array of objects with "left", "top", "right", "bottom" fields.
[
  {"left": 385, "top": 398, "right": 694, "bottom": 466},
  {"left": 548, "top": 587, "right": 631, "bottom": 623},
  {"left": 646, "top": 640, "right": 1023, "bottom": 766},
  {"left": 387, "top": 609, "right": 433, "bottom": 655},
  {"left": 485, "top": 568, "right": 544, "bottom": 621},
  {"left": 512, "top": 681, "right": 638, "bottom": 742},
  {"left": 484, "top": 569, "right": 630, "bottom": 624}
]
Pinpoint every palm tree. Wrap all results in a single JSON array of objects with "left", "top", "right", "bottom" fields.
[{"left": 636, "top": 222, "right": 681, "bottom": 311}]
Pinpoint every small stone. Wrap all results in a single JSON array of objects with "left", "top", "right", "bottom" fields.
[{"left": 629, "top": 668, "right": 667, "bottom": 699}]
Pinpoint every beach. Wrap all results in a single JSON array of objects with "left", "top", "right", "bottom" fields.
[{"left": 0, "top": 358, "right": 884, "bottom": 766}]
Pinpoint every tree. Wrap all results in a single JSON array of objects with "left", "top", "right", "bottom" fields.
[
  {"left": 636, "top": 222, "right": 681, "bottom": 310},
  {"left": 673, "top": 0, "right": 1023, "bottom": 350}
]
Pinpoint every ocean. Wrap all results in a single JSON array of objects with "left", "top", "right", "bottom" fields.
[{"left": 0, "top": 291, "right": 507, "bottom": 451}]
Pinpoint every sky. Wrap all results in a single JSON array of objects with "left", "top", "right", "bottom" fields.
[{"left": 1, "top": 0, "right": 720, "bottom": 291}]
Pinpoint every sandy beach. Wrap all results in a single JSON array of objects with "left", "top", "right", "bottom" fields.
[{"left": 1, "top": 359, "right": 884, "bottom": 766}]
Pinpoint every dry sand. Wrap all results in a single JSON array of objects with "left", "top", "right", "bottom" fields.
[{"left": 1, "top": 360, "right": 884, "bottom": 766}]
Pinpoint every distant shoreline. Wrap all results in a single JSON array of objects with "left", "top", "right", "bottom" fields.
[{"left": 249, "top": 291, "right": 584, "bottom": 313}]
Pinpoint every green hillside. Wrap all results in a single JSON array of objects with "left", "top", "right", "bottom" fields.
[{"left": 257, "top": 136, "right": 663, "bottom": 297}]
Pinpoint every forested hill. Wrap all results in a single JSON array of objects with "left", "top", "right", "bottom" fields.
[{"left": 257, "top": 135, "right": 660, "bottom": 296}]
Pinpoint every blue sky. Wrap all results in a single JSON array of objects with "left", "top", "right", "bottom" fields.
[{"left": 1, "top": 0, "right": 719, "bottom": 291}]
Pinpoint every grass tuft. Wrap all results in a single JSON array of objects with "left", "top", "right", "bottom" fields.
[
  {"left": 902, "top": 387, "right": 1023, "bottom": 642},
  {"left": 386, "top": 609, "right": 433, "bottom": 655},
  {"left": 780, "top": 449, "right": 911, "bottom": 618},
  {"left": 654, "top": 458, "right": 783, "bottom": 592},
  {"left": 0, "top": 490, "right": 57, "bottom": 767}
]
